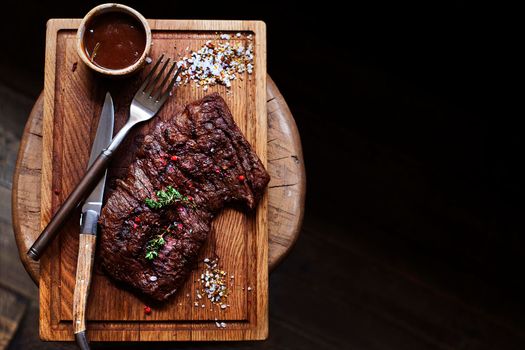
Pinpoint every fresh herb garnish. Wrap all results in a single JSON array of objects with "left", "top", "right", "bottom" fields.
[
  {"left": 145, "top": 186, "right": 182, "bottom": 209},
  {"left": 145, "top": 186, "right": 195, "bottom": 209},
  {"left": 144, "top": 223, "right": 182, "bottom": 260},
  {"left": 145, "top": 234, "right": 166, "bottom": 260}
]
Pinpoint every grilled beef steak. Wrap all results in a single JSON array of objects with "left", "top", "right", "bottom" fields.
[{"left": 98, "top": 93, "right": 270, "bottom": 301}]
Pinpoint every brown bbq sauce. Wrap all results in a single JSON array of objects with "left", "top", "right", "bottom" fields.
[{"left": 84, "top": 12, "right": 146, "bottom": 70}]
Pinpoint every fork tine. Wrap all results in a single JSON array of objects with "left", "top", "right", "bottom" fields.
[
  {"left": 152, "top": 61, "right": 178, "bottom": 101},
  {"left": 136, "top": 54, "right": 164, "bottom": 96},
  {"left": 157, "top": 66, "right": 182, "bottom": 105},
  {"left": 145, "top": 58, "right": 170, "bottom": 98}
]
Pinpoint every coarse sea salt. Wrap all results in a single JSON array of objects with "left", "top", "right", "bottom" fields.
[
  {"left": 198, "top": 258, "right": 230, "bottom": 305},
  {"left": 175, "top": 36, "right": 254, "bottom": 90}
]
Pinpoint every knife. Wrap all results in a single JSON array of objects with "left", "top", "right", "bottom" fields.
[
  {"left": 28, "top": 56, "right": 178, "bottom": 261},
  {"left": 72, "top": 92, "right": 114, "bottom": 350}
]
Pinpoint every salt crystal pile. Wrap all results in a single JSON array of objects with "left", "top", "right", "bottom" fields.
[{"left": 175, "top": 33, "right": 254, "bottom": 90}]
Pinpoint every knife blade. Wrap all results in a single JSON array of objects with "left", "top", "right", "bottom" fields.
[
  {"left": 81, "top": 92, "right": 114, "bottom": 221},
  {"left": 72, "top": 92, "right": 114, "bottom": 350}
]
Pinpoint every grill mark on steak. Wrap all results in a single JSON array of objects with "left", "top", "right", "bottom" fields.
[{"left": 99, "top": 93, "right": 270, "bottom": 301}]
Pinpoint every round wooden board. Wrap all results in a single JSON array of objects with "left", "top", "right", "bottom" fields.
[{"left": 12, "top": 76, "right": 306, "bottom": 284}]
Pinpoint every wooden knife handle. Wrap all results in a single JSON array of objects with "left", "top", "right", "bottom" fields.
[
  {"left": 27, "top": 150, "right": 111, "bottom": 260},
  {"left": 72, "top": 230, "right": 97, "bottom": 338}
]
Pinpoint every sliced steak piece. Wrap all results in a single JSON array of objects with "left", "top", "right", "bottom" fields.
[{"left": 98, "top": 93, "right": 270, "bottom": 301}]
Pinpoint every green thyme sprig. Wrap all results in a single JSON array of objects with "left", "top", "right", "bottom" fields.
[
  {"left": 144, "top": 223, "right": 182, "bottom": 260},
  {"left": 145, "top": 234, "right": 166, "bottom": 260},
  {"left": 145, "top": 186, "right": 195, "bottom": 209}
]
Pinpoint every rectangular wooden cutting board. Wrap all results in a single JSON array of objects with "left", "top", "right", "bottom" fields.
[{"left": 40, "top": 19, "right": 267, "bottom": 341}]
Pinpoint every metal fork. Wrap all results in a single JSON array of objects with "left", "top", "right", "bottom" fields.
[
  {"left": 107, "top": 54, "right": 181, "bottom": 154},
  {"left": 28, "top": 55, "right": 181, "bottom": 260}
]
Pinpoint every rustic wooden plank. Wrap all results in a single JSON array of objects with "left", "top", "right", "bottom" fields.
[
  {"left": 0, "top": 287, "right": 26, "bottom": 350},
  {"left": 38, "top": 19, "right": 268, "bottom": 341},
  {"left": 0, "top": 219, "right": 38, "bottom": 301}
]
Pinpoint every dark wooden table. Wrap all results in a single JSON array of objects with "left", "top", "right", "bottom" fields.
[{"left": 3, "top": 4, "right": 525, "bottom": 348}]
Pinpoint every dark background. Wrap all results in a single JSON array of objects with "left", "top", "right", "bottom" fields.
[{"left": 1, "top": 1, "right": 524, "bottom": 349}]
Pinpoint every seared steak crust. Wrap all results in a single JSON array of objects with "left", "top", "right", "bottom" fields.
[{"left": 98, "top": 93, "right": 270, "bottom": 301}]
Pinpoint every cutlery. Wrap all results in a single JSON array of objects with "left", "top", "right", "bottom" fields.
[
  {"left": 27, "top": 55, "right": 181, "bottom": 260},
  {"left": 72, "top": 92, "right": 114, "bottom": 350}
]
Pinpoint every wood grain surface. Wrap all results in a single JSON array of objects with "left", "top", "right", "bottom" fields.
[
  {"left": 37, "top": 19, "right": 274, "bottom": 342},
  {"left": 72, "top": 234, "right": 96, "bottom": 334}
]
